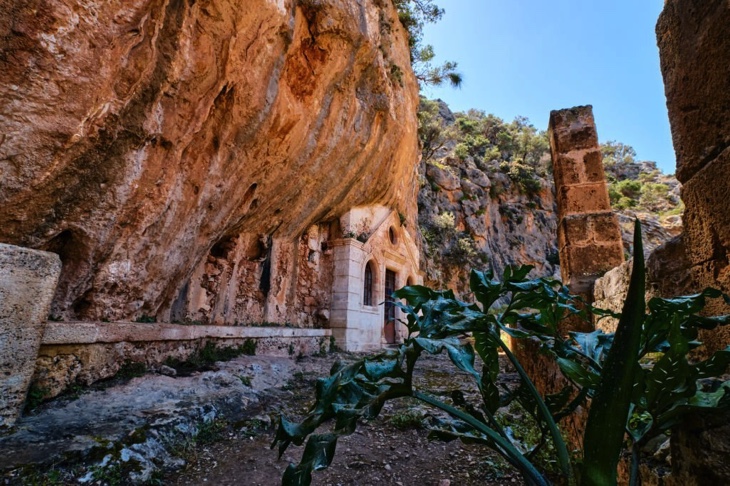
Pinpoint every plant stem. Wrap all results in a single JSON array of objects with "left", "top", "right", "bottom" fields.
[
  {"left": 497, "top": 337, "right": 575, "bottom": 485},
  {"left": 413, "top": 390, "right": 549, "bottom": 486},
  {"left": 630, "top": 443, "right": 640, "bottom": 486}
]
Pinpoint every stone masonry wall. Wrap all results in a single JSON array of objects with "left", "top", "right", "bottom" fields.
[
  {"left": 32, "top": 321, "right": 332, "bottom": 399},
  {"left": 655, "top": 0, "right": 730, "bottom": 356}
]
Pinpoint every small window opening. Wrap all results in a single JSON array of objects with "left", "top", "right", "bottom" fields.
[
  {"left": 389, "top": 226, "right": 398, "bottom": 245},
  {"left": 364, "top": 262, "right": 374, "bottom": 306}
]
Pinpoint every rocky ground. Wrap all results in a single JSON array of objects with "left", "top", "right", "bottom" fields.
[{"left": 1, "top": 352, "right": 530, "bottom": 486}]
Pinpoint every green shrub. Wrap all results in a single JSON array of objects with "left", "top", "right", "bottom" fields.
[
  {"left": 454, "top": 142, "right": 469, "bottom": 160},
  {"left": 639, "top": 182, "right": 670, "bottom": 211}
]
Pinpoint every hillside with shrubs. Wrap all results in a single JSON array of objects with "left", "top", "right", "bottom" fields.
[{"left": 417, "top": 98, "right": 682, "bottom": 294}]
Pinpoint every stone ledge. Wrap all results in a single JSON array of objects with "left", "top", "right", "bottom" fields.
[{"left": 41, "top": 321, "right": 331, "bottom": 345}]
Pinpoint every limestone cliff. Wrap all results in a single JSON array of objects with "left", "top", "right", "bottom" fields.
[
  {"left": 0, "top": 0, "right": 419, "bottom": 322},
  {"left": 417, "top": 101, "right": 559, "bottom": 294}
]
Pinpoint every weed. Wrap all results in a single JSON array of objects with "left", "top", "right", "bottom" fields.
[
  {"left": 134, "top": 314, "right": 156, "bottom": 323},
  {"left": 89, "top": 460, "right": 124, "bottom": 486},
  {"left": 24, "top": 383, "right": 50, "bottom": 412},
  {"left": 238, "top": 375, "right": 252, "bottom": 387},
  {"left": 195, "top": 419, "right": 227, "bottom": 445},
  {"left": 388, "top": 409, "right": 424, "bottom": 430},
  {"left": 389, "top": 63, "right": 404, "bottom": 86},
  {"left": 164, "top": 341, "right": 253, "bottom": 375},
  {"left": 329, "top": 335, "right": 339, "bottom": 353},
  {"left": 242, "top": 339, "right": 257, "bottom": 356},
  {"left": 16, "top": 466, "right": 66, "bottom": 485},
  {"left": 116, "top": 360, "right": 146, "bottom": 380}
]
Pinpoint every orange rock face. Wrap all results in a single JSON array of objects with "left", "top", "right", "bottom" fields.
[{"left": 0, "top": 0, "right": 419, "bottom": 320}]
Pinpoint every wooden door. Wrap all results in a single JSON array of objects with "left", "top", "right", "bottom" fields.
[{"left": 384, "top": 269, "right": 396, "bottom": 344}]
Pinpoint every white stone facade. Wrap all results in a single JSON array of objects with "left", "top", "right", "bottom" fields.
[{"left": 330, "top": 206, "right": 422, "bottom": 351}]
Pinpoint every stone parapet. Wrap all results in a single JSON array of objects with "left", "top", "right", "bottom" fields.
[
  {"left": 41, "top": 321, "right": 331, "bottom": 345},
  {"left": 34, "top": 322, "right": 332, "bottom": 399}
]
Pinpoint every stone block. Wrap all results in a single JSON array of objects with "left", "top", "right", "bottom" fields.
[
  {"left": 558, "top": 215, "right": 590, "bottom": 251},
  {"left": 557, "top": 183, "right": 611, "bottom": 215},
  {"left": 548, "top": 106, "right": 599, "bottom": 154},
  {"left": 680, "top": 149, "right": 730, "bottom": 266},
  {"left": 558, "top": 213, "right": 621, "bottom": 252},
  {"left": 553, "top": 155, "right": 583, "bottom": 189},
  {"left": 591, "top": 212, "right": 622, "bottom": 243},
  {"left": 582, "top": 149, "right": 606, "bottom": 183},
  {"left": 561, "top": 242, "right": 624, "bottom": 283},
  {"left": 0, "top": 244, "right": 61, "bottom": 428},
  {"left": 657, "top": 0, "right": 730, "bottom": 182}
]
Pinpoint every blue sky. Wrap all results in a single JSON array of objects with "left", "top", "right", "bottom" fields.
[{"left": 421, "top": 0, "right": 675, "bottom": 174}]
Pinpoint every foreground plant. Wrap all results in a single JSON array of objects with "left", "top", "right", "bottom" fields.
[{"left": 272, "top": 221, "right": 730, "bottom": 485}]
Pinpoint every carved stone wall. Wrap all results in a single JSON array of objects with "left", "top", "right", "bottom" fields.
[{"left": 330, "top": 206, "right": 422, "bottom": 351}]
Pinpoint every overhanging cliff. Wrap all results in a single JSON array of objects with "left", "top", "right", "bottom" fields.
[{"left": 0, "top": 0, "right": 419, "bottom": 321}]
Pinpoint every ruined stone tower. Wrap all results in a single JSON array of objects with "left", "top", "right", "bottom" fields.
[{"left": 549, "top": 106, "right": 625, "bottom": 303}]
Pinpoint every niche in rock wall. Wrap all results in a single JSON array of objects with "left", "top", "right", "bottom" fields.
[
  {"left": 41, "top": 229, "right": 92, "bottom": 319},
  {"left": 170, "top": 280, "right": 190, "bottom": 323},
  {"left": 244, "top": 235, "right": 268, "bottom": 261},
  {"left": 259, "top": 236, "right": 273, "bottom": 296}
]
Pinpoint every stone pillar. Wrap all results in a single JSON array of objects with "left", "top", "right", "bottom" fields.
[
  {"left": 549, "top": 106, "right": 624, "bottom": 305},
  {"left": 329, "top": 239, "right": 381, "bottom": 352},
  {"left": 515, "top": 107, "right": 625, "bottom": 449},
  {"left": 0, "top": 244, "right": 61, "bottom": 428}
]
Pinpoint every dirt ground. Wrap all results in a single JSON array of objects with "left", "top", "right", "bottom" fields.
[{"left": 165, "top": 352, "right": 527, "bottom": 486}]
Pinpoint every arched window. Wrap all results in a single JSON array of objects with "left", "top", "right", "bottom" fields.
[{"left": 364, "top": 261, "right": 374, "bottom": 306}]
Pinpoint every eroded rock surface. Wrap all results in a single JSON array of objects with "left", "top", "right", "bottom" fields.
[
  {"left": 0, "top": 0, "right": 419, "bottom": 322},
  {"left": 0, "top": 355, "right": 304, "bottom": 483}
]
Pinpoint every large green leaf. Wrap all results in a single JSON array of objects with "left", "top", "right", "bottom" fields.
[
  {"left": 582, "top": 219, "right": 646, "bottom": 486},
  {"left": 694, "top": 347, "right": 730, "bottom": 378},
  {"left": 281, "top": 434, "right": 338, "bottom": 486},
  {"left": 556, "top": 357, "right": 601, "bottom": 388},
  {"left": 570, "top": 330, "right": 613, "bottom": 365}
]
